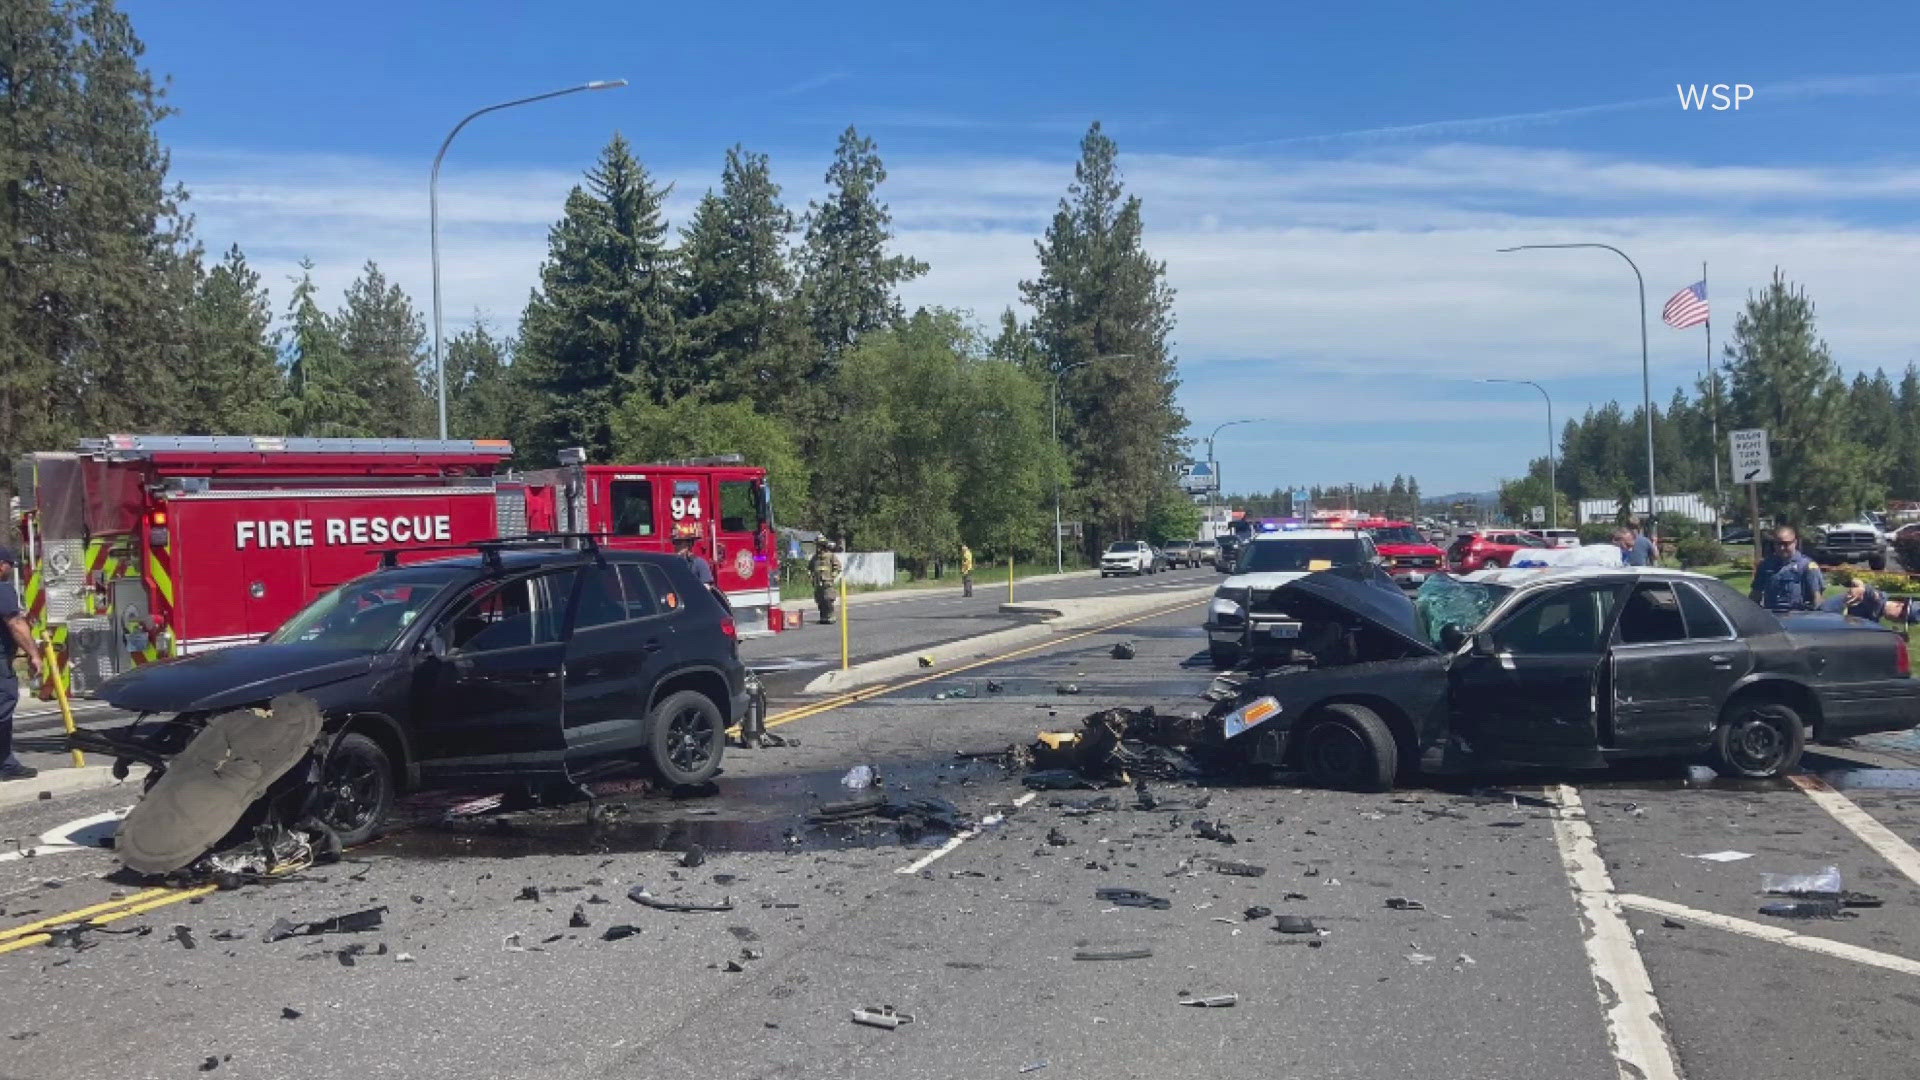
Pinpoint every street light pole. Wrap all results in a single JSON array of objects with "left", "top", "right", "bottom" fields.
[
  {"left": 1482, "top": 379, "right": 1556, "bottom": 528},
  {"left": 1498, "top": 242, "right": 1656, "bottom": 541},
  {"left": 431, "top": 79, "right": 628, "bottom": 439},
  {"left": 1051, "top": 353, "right": 1132, "bottom": 573},
  {"left": 1205, "top": 418, "right": 1263, "bottom": 536}
]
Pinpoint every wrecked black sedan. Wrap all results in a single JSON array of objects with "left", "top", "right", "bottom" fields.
[
  {"left": 57, "top": 538, "right": 753, "bottom": 872},
  {"left": 1210, "top": 565, "right": 1920, "bottom": 790}
]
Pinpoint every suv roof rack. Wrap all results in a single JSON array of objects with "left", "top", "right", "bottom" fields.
[{"left": 375, "top": 532, "right": 607, "bottom": 571}]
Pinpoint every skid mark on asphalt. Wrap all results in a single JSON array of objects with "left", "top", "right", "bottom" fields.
[
  {"left": 1547, "top": 784, "right": 1684, "bottom": 1080},
  {"left": 1618, "top": 893, "right": 1920, "bottom": 978},
  {"left": 1786, "top": 772, "right": 1920, "bottom": 889}
]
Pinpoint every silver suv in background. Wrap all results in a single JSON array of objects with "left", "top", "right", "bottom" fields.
[{"left": 1100, "top": 540, "right": 1161, "bottom": 576}]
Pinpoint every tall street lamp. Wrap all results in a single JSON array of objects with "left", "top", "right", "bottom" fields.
[
  {"left": 1051, "top": 353, "right": 1132, "bottom": 573},
  {"left": 1482, "top": 378, "right": 1556, "bottom": 528},
  {"left": 1205, "top": 418, "right": 1265, "bottom": 533},
  {"left": 1497, "top": 242, "right": 1656, "bottom": 540},
  {"left": 431, "top": 79, "right": 628, "bottom": 439}
]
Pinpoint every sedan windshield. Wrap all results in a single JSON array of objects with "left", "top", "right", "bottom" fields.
[
  {"left": 266, "top": 569, "right": 462, "bottom": 652},
  {"left": 1413, "top": 575, "right": 1513, "bottom": 646},
  {"left": 1370, "top": 526, "right": 1423, "bottom": 545},
  {"left": 1239, "top": 538, "right": 1364, "bottom": 573}
]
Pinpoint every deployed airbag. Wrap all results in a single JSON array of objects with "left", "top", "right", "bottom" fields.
[{"left": 116, "top": 695, "right": 326, "bottom": 875}]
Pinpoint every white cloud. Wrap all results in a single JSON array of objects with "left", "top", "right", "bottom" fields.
[{"left": 172, "top": 142, "right": 1920, "bottom": 492}]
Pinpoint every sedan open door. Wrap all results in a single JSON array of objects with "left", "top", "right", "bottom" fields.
[{"left": 1447, "top": 580, "right": 1622, "bottom": 769}]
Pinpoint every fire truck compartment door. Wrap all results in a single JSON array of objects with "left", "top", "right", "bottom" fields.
[
  {"left": 411, "top": 570, "right": 573, "bottom": 780},
  {"left": 111, "top": 578, "right": 152, "bottom": 658}
]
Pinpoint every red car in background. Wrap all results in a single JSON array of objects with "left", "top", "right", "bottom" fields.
[
  {"left": 1446, "top": 529, "right": 1551, "bottom": 571},
  {"left": 1363, "top": 519, "right": 1447, "bottom": 590}
]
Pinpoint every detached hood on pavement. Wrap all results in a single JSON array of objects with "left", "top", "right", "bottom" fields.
[
  {"left": 1268, "top": 564, "right": 1438, "bottom": 657},
  {"left": 100, "top": 644, "right": 384, "bottom": 714}
]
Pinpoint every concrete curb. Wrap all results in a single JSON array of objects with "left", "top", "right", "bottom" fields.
[
  {"left": 0, "top": 764, "right": 148, "bottom": 812},
  {"left": 798, "top": 585, "right": 1214, "bottom": 696}
]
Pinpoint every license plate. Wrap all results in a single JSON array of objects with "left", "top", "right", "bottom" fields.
[{"left": 1261, "top": 621, "right": 1300, "bottom": 638}]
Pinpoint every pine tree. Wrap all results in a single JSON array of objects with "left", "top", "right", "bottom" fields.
[
  {"left": 797, "top": 127, "right": 926, "bottom": 368},
  {"left": 1849, "top": 369, "right": 1899, "bottom": 492},
  {"left": 676, "top": 146, "right": 804, "bottom": 409},
  {"left": 336, "top": 261, "right": 431, "bottom": 437},
  {"left": 446, "top": 319, "right": 514, "bottom": 441},
  {"left": 517, "top": 134, "right": 679, "bottom": 464},
  {"left": 1722, "top": 270, "right": 1877, "bottom": 523},
  {"left": 1897, "top": 365, "right": 1920, "bottom": 499},
  {"left": 282, "top": 261, "right": 363, "bottom": 437},
  {"left": 179, "top": 245, "right": 285, "bottom": 434},
  {"left": 2, "top": 0, "right": 194, "bottom": 517},
  {"left": 1020, "top": 122, "right": 1183, "bottom": 551}
]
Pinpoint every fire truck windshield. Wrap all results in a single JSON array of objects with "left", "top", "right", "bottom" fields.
[{"left": 266, "top": 569, "right": 461, "bottom": 652}]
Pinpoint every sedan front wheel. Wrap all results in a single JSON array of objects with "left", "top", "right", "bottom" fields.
[{"left": 1710, "top": 700, "right": 1805, "bottom": 778}]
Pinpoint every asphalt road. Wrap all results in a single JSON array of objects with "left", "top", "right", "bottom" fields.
[{"left": 6, "top": 601, "right": 1920, "bottom": 1079}]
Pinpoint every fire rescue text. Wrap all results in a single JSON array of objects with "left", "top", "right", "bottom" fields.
[{"left": 234, "top": 515, "right": 454, "bottom": 549}]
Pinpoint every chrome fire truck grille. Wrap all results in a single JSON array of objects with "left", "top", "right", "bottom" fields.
[
  {"left": 64, "top": 618, "right": 117, "bottom": 695},
  {"left": 495, "top": 488, "right": 528, "bottom": 537},
  {"left": 38, "top": 539, "right": 86, "bottom": 624}
]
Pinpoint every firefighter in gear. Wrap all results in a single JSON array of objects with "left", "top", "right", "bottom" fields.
[
  {"left": 809, "top": 540, "right": 843, "bottom": 624},
  {"left": 960, "top": 543, "right": 974, "bottom": 598}
]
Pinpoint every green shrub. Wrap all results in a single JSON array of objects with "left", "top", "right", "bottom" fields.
[
  {"left": 1675, "top": 536, "right": 1724, "bottom": 568},
  {"left": 1850, "top": 570, "right": 1916, "bottom": 594},
  {"left": 1577, "top": 523, "right": 1618, "bottom": 545}
]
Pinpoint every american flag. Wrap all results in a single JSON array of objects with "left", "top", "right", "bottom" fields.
[{"left": 1662, "top": 280, "right": 1709, "bottom": 329}]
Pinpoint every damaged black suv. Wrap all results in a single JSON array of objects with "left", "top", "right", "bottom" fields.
[{"left": 69, "top": 538, "right": 752, "bottom": 858}]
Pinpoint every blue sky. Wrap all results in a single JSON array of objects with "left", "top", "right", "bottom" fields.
[{"left": 129, "top": 0, "right": 1920, "bottom": 496}]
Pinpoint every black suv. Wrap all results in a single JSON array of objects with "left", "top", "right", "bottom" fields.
[{"left": 77, "top": 539, "right": 751, "bottom": 846}]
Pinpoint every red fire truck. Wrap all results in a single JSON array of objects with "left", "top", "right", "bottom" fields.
[{"left": 13, "top": 435, "right": 780, "bottom": 695}]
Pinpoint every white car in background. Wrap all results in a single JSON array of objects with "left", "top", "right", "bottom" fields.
[
  {"left": 1203, "top": 528, "right": 1380, "bottom": 669},
  {"left": 1527, "top": 528, "right": 1581, "bottom": 549},
  {"left": 1100, "top": 540, "right": 1160, "bottom": 577}
]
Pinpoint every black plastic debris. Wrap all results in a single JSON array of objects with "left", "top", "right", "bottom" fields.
[
  {"left": 1759, "top": 899, "right": 1850, "bottom": 919},
  {"left": 721, "top": 960, "right": 745, "bottom": 973},
  {"left": 1050, "top": 795, "right": 1117, "bottom": 815},
  {"left": 199, "top": 1056, "right": 220, "bottom": 1071},
  {"left": 629, "top": 885, "right": 733, "bottom": 913},
  {"left": 262, "top": 906, "right": 387, "bottom": 943},
  {"left": 1095, "top": 887, "right": 1171, "bottom": 910},
  {"left": 1046, "top": 827, "right": 1074, "bottom": 847},
  {"left": 1210, "top": 860, "right": 1265, "bottom": 878},
  {"left": 986, "top": 680, "right": 1004, "bottom": 693},
  {"left": 679, "top": 845, "right": 707, "bottom": 869},
  {"left": 1660, "top": 918, "right": 1686, "bottom": 930},
  {"left": 807, "top": 794, "right": 890, "bottom": 822},
  {"left": 44, "top": 920, "right": 148, "bottom": 951},
  {"left": 1274, "top": 915, "right": 1316, "bottom": 934},
  {"left": 1074, "top": 947, "right": 1153, "bottom": 961},
  {"left": 601, "top": 925, "right": 642, "bottom": 941},
  {"left": 1242, "top": 906, "right": 1272, "bottom": 921},
  {"left": 1282, "top": 891, "right": 1309, "bottom": 901},
  {"left": 568, "top": 905, "right": 591, "bottom": 929},
  {"left": 336, "top": 944, "right": 368, "bottom": 967},
  {"left": 1191, "top": 820, "right": 1237, "bottom": 845},
  {"left": 1111, "top": 642, "right": 1136, "bottom": 660},
  {"left": 1842, "top": 892, "right": 1885, "bottom": 908},
  {"left": 1385, "top": 897, "right": 1425, "bottom": 911},
  {"left": 171, "top": 924, "right": 196, "bottom": 950},
  {"left": 516, "top": 886, "right": 541, "bottom": 902},
  {"left": 1178, "top": 993, "right": 1238, "bottom": 1008},
  {"left": 1024, "top": 769, "right": 1102, "bottom": 791},
  {"left": 1055, "top": 684, "right": 1081, "bottom": 695},
  {"left": 280, "top": 1007, "right": 301, "bottom": 1020}
]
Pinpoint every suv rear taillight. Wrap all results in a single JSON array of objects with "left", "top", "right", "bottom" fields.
[
  {"left": 720, "top": 614, "right": 737, "bottom": 641},
  {"left": 1898, "top": 637, "right": 1910, "bottom": 677}
]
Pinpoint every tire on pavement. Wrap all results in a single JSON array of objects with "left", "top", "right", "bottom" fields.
[
  {"left": 1299, "top": 702, "right": 1397, "bottom": 792},
  {"left": 648, "top": 689, "right": 726, "bottom": 786},
  {"left": 1710, "top": 699, "right": 1805, "bottom": 779},
  {"left": 314, "top": 731, "right": 396, "bottom": 848}
]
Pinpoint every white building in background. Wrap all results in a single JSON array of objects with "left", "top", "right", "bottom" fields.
[{"left": 1575, "top": 493, "right": 1720, "bottom": 525}]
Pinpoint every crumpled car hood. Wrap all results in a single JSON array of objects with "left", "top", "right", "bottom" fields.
[
  {"left": 100, "top": 644, "right": 383, "bottom": 714},
  {"left": 1268, "top": 565, "right": 1438, "bottom": 657}
]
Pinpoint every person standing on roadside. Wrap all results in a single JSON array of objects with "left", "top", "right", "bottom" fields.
[
  {"left": 809, "top": 539, "right": 843, "bottom": 625},
  {"left": 673, "top": 533, "right": 716, "bottom": 587},
  {"left": 1629, "top": 517, "right": 1658, "bottom": 567},
  {"left": 1750, "top": 526, "right": 1825, "bottom": 611},
  {"left": 0, "top": 547, "right": 47, "bottom": 781},
  {"left": 959, "top": 542, "right": 974, "bottom": 598},
  {"left": 1611, "top": 527, "right": 1643, "bottom": 565}
]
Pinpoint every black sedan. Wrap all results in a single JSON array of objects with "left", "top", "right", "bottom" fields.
[{"left": 1210, "top": 566, "right": 1920, "bottom": 790}]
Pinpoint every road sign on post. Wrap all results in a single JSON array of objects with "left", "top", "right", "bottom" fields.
[
  {"left": 1730, "top": 429, "right": 1771, "bottom": 484},
  {"left": 1529, "top": 506, "right": 1546, "bottom": 525}
]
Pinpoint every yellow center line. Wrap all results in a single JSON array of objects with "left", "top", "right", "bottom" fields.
[{"left": 4, "top": 598, "right": 1206, "bottom": 950}]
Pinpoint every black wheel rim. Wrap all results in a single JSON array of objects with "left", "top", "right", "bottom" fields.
[
  {"left": 320, "top": 753, "right": 383, "bottom": 833},
  {"left": 1727, "top": 711, "right": 1787, "bottom": 772},
  {"left": 666, "top": 705, "right": 717, "bottom": 772},
  {"left": 1307, "top": 723, "right": 1367, "bottom": 783}
]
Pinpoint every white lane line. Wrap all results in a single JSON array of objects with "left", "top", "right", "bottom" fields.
[
  {"left": 1547, "top": 784, "right": 1683, "bottom": 1080},
  {"left": 894, "top": 792, "right": 1036, "bottom": 875},
  {"left": 0, "top": 807, "right": 129, "bottom": 863},
  {"left": 1619, "top": 893, "right": 1920, "bottom": 978},
  {"left": 1787, "top": 773, "right": 1920, "bottom": 889}
]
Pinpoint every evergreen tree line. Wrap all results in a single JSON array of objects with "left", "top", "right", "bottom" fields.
[
  {"left": 1499, "top": 270, "right": 1901, "bottom": 528},
  {"left": 1227, "top": 476, "right": 1426, "bottom": 522},
  {"left": 1, "top": 1, "right": 1189, "bottom": 566}
]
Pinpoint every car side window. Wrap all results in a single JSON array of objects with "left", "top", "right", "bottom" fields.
[
  {"left": 571, "top": 565, "right": 626, "bottom": 631},
  {"left": 1491, "top": 583, "right": 1620, "bottom": 655},
  {"left": 1617, "top": 583, "right": 1687, "bottom": 644},
  {"left": 642, "top": 564, "right": 684, "bottom": 613},
  {"left": 617, "top": 564, "right": 661, "bottom": 619},
  {"left": 1675, "top": 582, "right": 1734, "bottom": 639},
  {"left": 444, "top": 572, "right": 574, "bottom": 654}
]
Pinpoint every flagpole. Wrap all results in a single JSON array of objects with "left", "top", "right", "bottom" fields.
[{"left": 1705, "top": 260, "right": 1721, "bottom": 515}]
